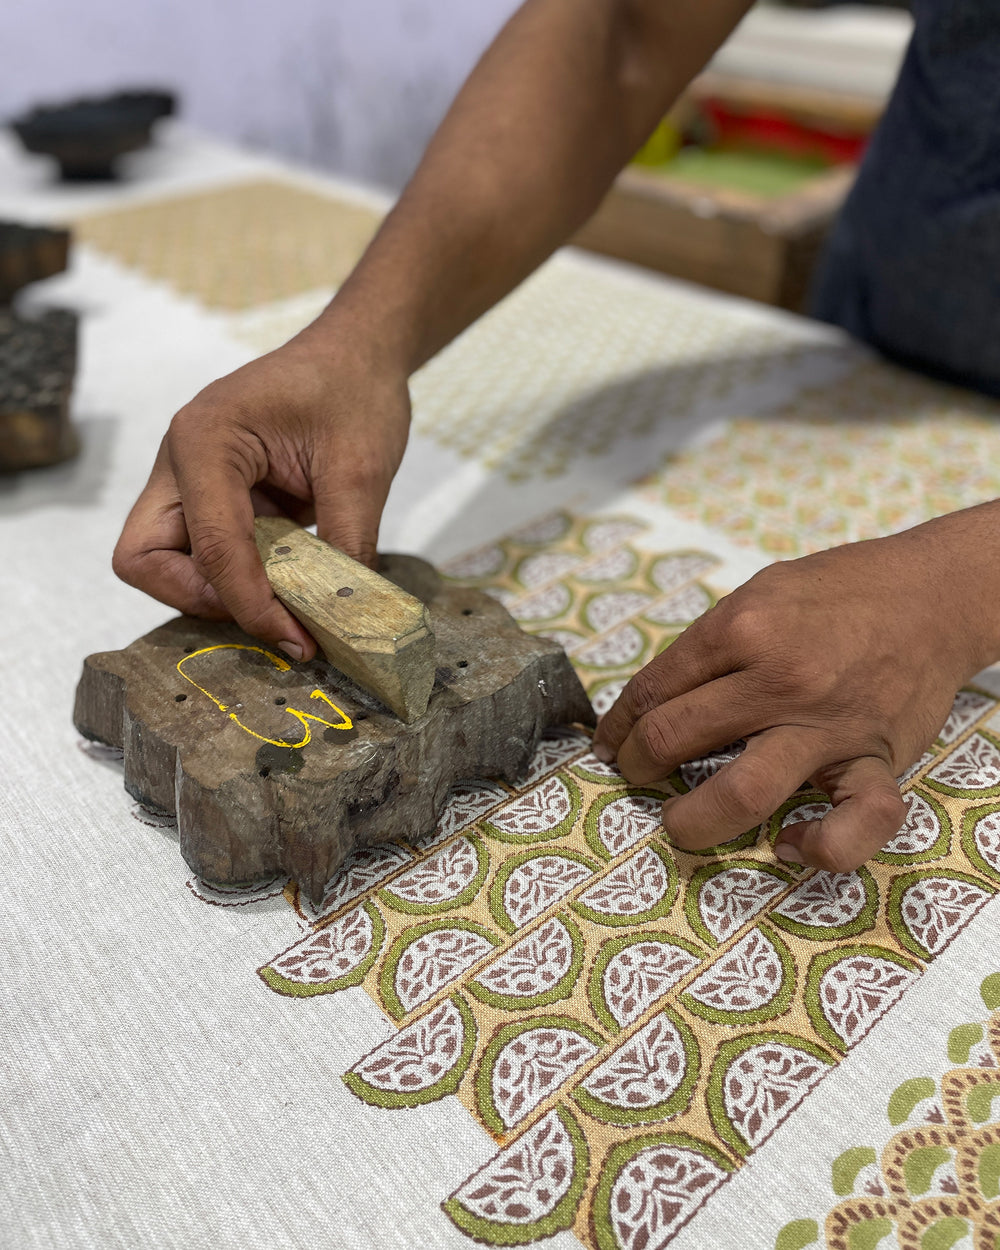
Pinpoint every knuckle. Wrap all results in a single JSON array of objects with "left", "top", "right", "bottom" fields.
[
  {"left": 633, "top": 711, "right": 682, "bottom": 768},
  {"left": 869, "top": 784, "right": 906, "bottom": 832},
  {"left": 621, "top": 665, "right": 667, "bottom": 719},
  {"left": 715, "top": 757, "right": 777, "bottom": 826},
  {"left": 111, "top": 540, "right": 139, "bottom": 586}
]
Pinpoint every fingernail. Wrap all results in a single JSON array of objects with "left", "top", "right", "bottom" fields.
[
  {"left": 279, "top": 641, "right": 303, "bottom": 662},
  {"left": 592, "top": 743, "right": 614, "bottom": 763},
  {"left": 774, "top": 842, "right": 801, "bottom": 863}
]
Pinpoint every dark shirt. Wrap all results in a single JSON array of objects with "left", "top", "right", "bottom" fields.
[{"left": 811, "top": 0, "right": 1000, "bottom": 395}]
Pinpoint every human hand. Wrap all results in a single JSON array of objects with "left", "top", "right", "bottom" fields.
[
  {"left": 592, "top": 508, "right": 1000, "bottom": 872},
  {"left": 113, "top": 330, "right": 411, "bottom": 661}
]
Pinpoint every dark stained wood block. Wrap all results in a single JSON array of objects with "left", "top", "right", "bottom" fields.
[
  {"left": 0, "top": 307, "right": 78, "bottom": 471},
  {"left": 74, "top": 555, "right": 594, "bottom": 904},
  {"left": 0, "top": 221, "right": 71, "bottom": 304}
]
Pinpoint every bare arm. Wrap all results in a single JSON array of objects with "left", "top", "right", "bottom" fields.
[{"left": 113, "top": 0, "right": 753, "bottom": 656}]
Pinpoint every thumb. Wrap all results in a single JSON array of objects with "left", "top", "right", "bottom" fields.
[{"left": 774, "top": 755, "right": 906, "bottom": 874}]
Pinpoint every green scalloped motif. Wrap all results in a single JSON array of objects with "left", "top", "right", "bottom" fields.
[
  {"left": 473, "top": 1015, "right": 606, "bottom": 1137},
  {"left": 591, "top": 1130, "right": 735, "bottom": 1250},
  {"left": 441, "top": 1103, "right": 591, "bottom": 1245},
  {"left": 886, "top": 869, "right": 998, "bottom": 961},
  {"left": 488, "top": 847, "right": 600, "bottom": 934},
  {"left": 466, "top": 914, "right": 585, "bottom": 1011},
  {"left": 258, "top": 900, "right": 385, "bottom": 998},
  {"left": 959, "top": 801, "right": 1000, "bottom": 882},
  {"left": 587, "top": 930, "right": 706, "bottom": 1034},
  {"left": 706, "top": 1031, "right": 836, "bottom": 1158},
  {"left": 377, "top": 834, "right": 490, "bottom": 916},
  {"left": 572, "top": 1005, "right": 700, "bottom": 1127},
  {"left": 642, "top": 585, "right": 717, "bottom": 629},
  {"left": 570, "top": 756, "right": 631, "bottom": 786},
  {"left": 804, "top": 944, "right": 922, "bottom": 1055},
  {"left": 574, "top": 620, "right": 652, "bottom": 672},
  {"left": 764, "top": 791, "right": 832, "bottom": 847},
  {"left": 570, "top": 843, "right": 679, "bottom": 928},
  {"left": 768, "top": 865, "right": 879, "bottom": 943},
  {"left": 481, "top": 774, "right": 584, "bottom": 845},
  {"left": 873, "top": 788, "right": 952, "bottom": 865},
  {"left": 582, "top": 789, "right": 668, "bottom": 861},
  {"left": 923, "top": 729, "right": 1000, "bottom": 799},
  {"left": 682, "top": 859, "right": 794, "bottom": 948},
  {"left": 680, "top": 924, "right": 796, "bottom": 1027},
  {"left": 377, "top": 917, "right": 502, "bottom": 1021},
  {"left": 342, "top": 993, "right": 477, "bottom": 1109}
]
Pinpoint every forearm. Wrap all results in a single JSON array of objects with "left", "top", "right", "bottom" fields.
[{"left": 301, "top": 0, "right": 752, "bottom": 375}]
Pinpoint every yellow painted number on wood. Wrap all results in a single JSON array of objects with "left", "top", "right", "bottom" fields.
[{"left": 176, "top": 644, "right": 352, "bottom": 747}]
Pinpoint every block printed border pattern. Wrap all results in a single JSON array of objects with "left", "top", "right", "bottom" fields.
[
  {"left": 236, "top": 510, "right": 1000, "bottom": 1250},
  {"left": 773, "top": 972, "right": 1000, "bottom": 1250}
]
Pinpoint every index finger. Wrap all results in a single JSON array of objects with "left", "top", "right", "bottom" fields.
[{"left": 171, "top": 439, "right": 316, "bottom": 660}]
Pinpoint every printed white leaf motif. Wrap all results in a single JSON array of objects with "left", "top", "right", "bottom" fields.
[
  {"left": 348, "top": 997, "right": 468, "bottom": 1094},
  {"left": 384, "top": 838, "right": 481, "bottom": 908},
  {"left": 574, "top": 751, "right": 625, "bottom": 780},
  {"left": 899, "top": 877, "right": 994, "bottom": 956},
  {"left": 939, "top": 689, "right": 995, "bottom": 744},
  {"left": 304, "top": 844, "right": 412, "bottom": 922},
  {"left": 602, "top": 941, "right": 702, "bottom": 1028},
  {"left": 584, "top": 518, "right": 645, "bottom": 552},
  {"left": 650, "top": 552, "right": 717, "bottom": 593},
  {"left": 644, "top": 583, "right": 712, "bottom": 625},
  {"left": 576, "top": 547, "right": 638, "bottom": 583},
  {"left": 584, "top": 591, "right": 653, "bottom": 633},
  {"left": 509, "top": 512, "right": 571, "bottom": 545},
  {"left": 971, "top": 809, "right": 1000, "bottom": 872},
  {"left": 678, "top": 742, "right": 746, "bottom": 791},
  {"left": 491, "top": 1027, "right": 599, "bottom": 1128},
  {"left": 538, "top": 628, "right": 584, "bottom": 652},
  {"left": 503, "top": 856, "right": 594, "bottom": 928},
  {"left": 573, "top": 624, "right": 646, "bottom": 668},
  {"left": 779, "top": 799, "right": 832, "bottom": 829},
  {"left": 772, "top": 872, "right": 869, "bottom": 930},
  {"left": 928, "top": 733, "right": 1000, "bottom": 790},
  {"left": 576, "top": 848, "right": 671, "bottom": 918},
  {"left": 880, "top": 792, "right": 942, "bottom": 857},
  {"left": 449, "top": 1109, "right": 577, "bottom": 1224},
  {"left": 188, "top": 875, "right": 285, "bottom": 908},
  {"left": 723, "top": 1043, "right": 827, "bottom": 1148},
  {"left": 592, "top": 679, "right": 629, "bottom": 717},
  {"left": 581, "top": 1014, "right": 688, "bottom": 1111},
  {"left": 489, "top": 777, "right": 575, "bottom": 839},
  {"left": 441, "top": 544, "right": 504, "bottom": 580},
  {"left": 818, "top": 955, "right": 919, "bottom": 1048},
  {"left": 685, "top": 930, "right": 784, "bottom": 1014},
  {"left": 516, "top": 551, "right": 581, "bottom": 589},
  {"left": 394, "top": 927, "right": 496, "bottom": 1014},
  {"left": 472, "top": 918, "right": 576, "bottom": 1000},
  {"left": 897, "top": 752, "right": 936, "bottom": 787},
  {"left": 520, "top": 728, "right": 589, "bottom": 787},
  {"left": 510, "top": 583, "right": 572, "bottom": 622},
  {"left": 697, "top": 867, "right": 787, "bottom": 941},
  {"left": 607, "top": 1144, "right": 727, "bottom": 1249},
  {"left": 422, "top": 780, "right": 508, "bottom": 847},
  {"left": 595, "top": 795, "right": 664, "bottom": 856},
  {"left": 267, "top": 906, "right": 376, "bottom": 986}
]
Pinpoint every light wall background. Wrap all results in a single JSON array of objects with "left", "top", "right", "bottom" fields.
[{"left": 5, "top": 0, "right": 520, "bottom": 191}]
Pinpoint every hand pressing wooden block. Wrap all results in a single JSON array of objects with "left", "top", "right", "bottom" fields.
[{"left": 74, "top": 554, "right": 594, "bottom": 904}]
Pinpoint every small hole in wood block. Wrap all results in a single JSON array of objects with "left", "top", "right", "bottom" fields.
[
  {"left": 175, "top": 693, "right": 187, "bottom": 701},
  {"left": 274, "top": 697, "right": 286, "bottom": 705},
  {"left": 184, "top": 645, "right": 196, "bottom": 653},
  {"left": 356, "top": 713, "right": 368, "bottom": 721},
  {"left": 336, "top": 586, "right": 354, "bottom": 597},
  {"left": 458, "top": 660, "right": 468, "bottom": 668},
  {"left": 274, "top": 545, "right": 291, "bottom": 555},
  {"left": 259, "top": 767, "right": 270, "bottom": 778},
  {"left": 462, "top": 608, "right": 474, "bottom": 616}
]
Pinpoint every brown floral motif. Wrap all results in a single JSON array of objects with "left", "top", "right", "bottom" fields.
[
  {"left": 722, "top": 1042, "right": 828, "bottom": 1150},
  {"left": 880, "top": 792, "right": 944, "bottom": 858},
  {"left": 677, "top": 742, "right": 746, "bottom": 792},
  {"left": 695, "top": 866, "right": 788, "bottom": 942},
  {"left": 576, "top": 548, "right": 639, "bottom": 582},
  {"left": 649, "top": 553, "right": 718, "bottom": 594},
  {"left": 260, "top": 904, "right": 380, "bottom": 992},
  {"left": 487, "top": 777, "right": 577, "bottom": 841},
  {"left": 422, "top": 780, "right": 510, "bottom": 846},
  {"left": 592, "top": 795, "right": 666, "bottom": 858},
  {"left": 510, "top": 583, "right": 574, "bottom": 623},
  {"left": 927, "top": 734, "right": 1000, "bottom": 792},
  {"left": 471, "top": 918, "right": 578, "bottom": 1005},
  {"left": 584, "top": 591, "right": 654, "bottom": 634},
  {"left": 643, "top": 583, "right": 713, "bottom": 626},
  {"left": 516, "top": 551, "right": 582, "bottom": 589},
  {"left": 381, "top": 837, "right": 483, "bottom": 911},
  {"left": 519, "top": 728, "right": 590, "bottom": 787},
  {"left": 772, "top": 872, "right": 871, "bottom": 932},
  {"left": 815, "top": 954, "right": 920, "bottom": 1050},
  {"left": 968, "top": 809, "right": 1000, "bottom": 875},
  {"left": 345, "top": 996, "right": 472, "bottom": 1103},
  {"left": 574, "top": 624, "right": 647, "bottom": 669},
  {"left": 685, "top": 929, "right": 788, "bottom": 1017},
  {"left": 391, "top": 926, "right": 498, "bottom": 1016},
  {"left": 598, "top": 940, "right": 702, "bottom": 1030},
  {"left": 298, "top": 844, "right": 412, "bottom": 923},
  {"left": 897, "top": 876, "right": 994, "bottom": 957},
  {"left": 500, "top": 855, "right": 595, "bottom": 929},
  {"left": 489, "top": 1026, "right": 600, "bottom": 1130},
  {"left": 579, "top": 1014, "right": 691, "bottom": 1116},
  {"left": 938, "top": 689, "right": 997, "bottom": 744},
  {"left": 574, "top": 847, "right": 675, "bottom": 922}
]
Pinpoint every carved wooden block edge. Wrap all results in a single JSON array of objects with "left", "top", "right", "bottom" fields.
[{"left": 74, "top": 554, "right": 595, "bottom": 903}]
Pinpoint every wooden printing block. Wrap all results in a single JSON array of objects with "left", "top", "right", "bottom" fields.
[
  {"left": 0, "top": 221, "right": 71, "bottom": 304},
  {"left": 74, "top": 554, "right": 595, "bottom": 904},
  {"left": 0, "top": 307, "right": 79, "bottom": 471}
]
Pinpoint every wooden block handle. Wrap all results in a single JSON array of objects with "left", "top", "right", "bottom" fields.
[{"left": 254, "top": 516, "right": 435, "bottom": 723}]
